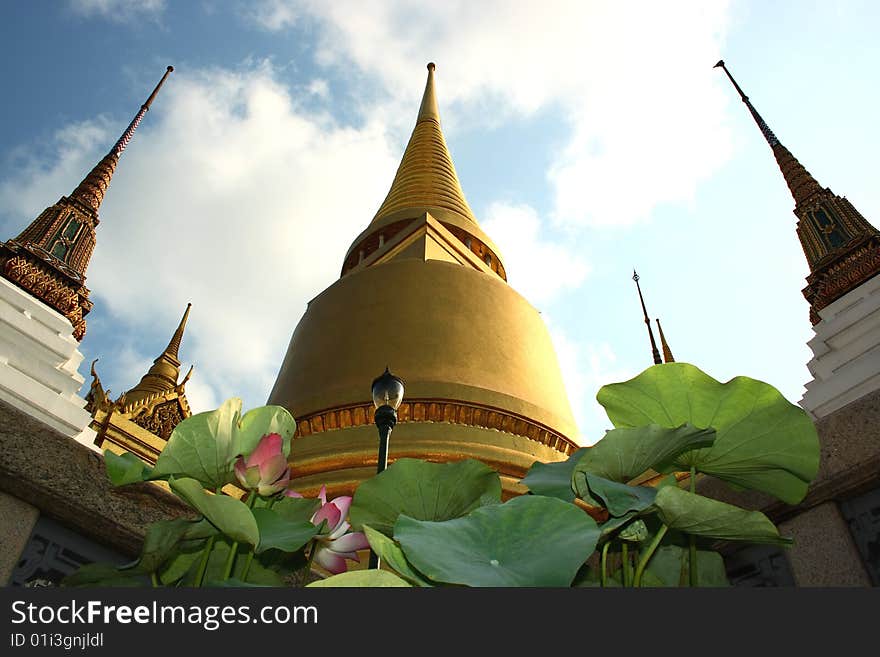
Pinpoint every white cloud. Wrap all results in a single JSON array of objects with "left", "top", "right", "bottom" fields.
[
  {"left": 307, "top": 79, "right": 330, "bottom": 100},
  {"left": 68, "top": 0, "right": 166, "bottom": 22},
  {"left": 546, "top": 320, "right": 639, "bottom": 446},
  {"left": 250, "top": 0, "right": 734, "bottom": 227},
  {"left": 482, "top": 201, "right": 588, "bottom": 307},
  {"left": 248, "top": 0, "right": 300, "bottom": 30},
  {"left": 3, "top": 61, "right": 399, "bottom": 414}
]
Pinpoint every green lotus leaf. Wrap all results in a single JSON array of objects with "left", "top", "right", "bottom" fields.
[
  {"left": 575, "top": 424, "right": 715, "bottom": 483},
  {"left": 253, "top": 508, "right": 318, "bottom": 554},
  {"left": 597, "top": 512, "right": 639, "bottom": 541},
  {"left": 169, "top": 477, "right": 259, "bottom": 546},
  {"left": 104, "top": 450, "right": 157, "bottom": 485},
  {"left": 395, "top": 495, "right": 599, "bottom": 587},
  {"left": 597, "top": 363, "right": 819, "bottom": 504},
  {"left": 270, "top": 495, "right": 321, "bottom": 524},
  {"left": 521, "top": 448, "right": 588, "bottom": 502},
  {"left": 653, "top": 485, "right": 792, "bottom": 545},
  {"left": 158, "top": 539, "right": 206, "bottom": 585},
  {"left": 619, "top": 519, "right": 649, "bottom": 543},
  {"left": 236, "top": 404, "right": 297, "bottom": 459},
  {"left": 642, "top": 544, "right": 730, "bottom": 587},
  {"left": 153, "top": 398, "right": 243, "bottom": 488},
  {"left": 363, "top": 525, "right": 433, "bottom": 587},
  {"left": 307, "top": 570, "right": 411, "bottom": 587},
  {"left": 197, "top": 539, "right": 285, "bottom": 586},
  {"left": 127, "top": 518, "right": 213, "bottom": 574},
  {"left": 350, "top": 458, "right": 502, "bottom": 536},
  {"left": 576, "top": 473, "right": 657, "bottom": 518},
  {"left": 61, "top": 563, "right": 147, "bottom": 587}
]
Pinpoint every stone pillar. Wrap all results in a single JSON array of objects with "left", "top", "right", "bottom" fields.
[
  {"left": 0, "top": 490, "right": 39, "bottom": 585},
  {"left": 779, "top": 501, "right": 871, "bottom": 586}
]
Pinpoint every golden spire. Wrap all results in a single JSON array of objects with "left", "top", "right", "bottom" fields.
[
  {"left": 656, "top": 318, "right": 675, "bottom": 363},
  {"left": 632, "top": 270, "right": 662, "bottom": 365},
  {"left": 70, "top": 66, "right": 174, "bottom": 214},
  {"left": 371, "top": 62, "right": 477, "bottom": 225},
  {"left": 163, "top": 301, "right": 191, "bottom": 361},
  {"left": 123, "top": 303, "right": 191, "bottom": 406}
]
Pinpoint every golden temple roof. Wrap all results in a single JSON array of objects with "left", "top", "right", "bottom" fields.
[{"left": 371, "top": 63, "right": 478, "bottom": 225}]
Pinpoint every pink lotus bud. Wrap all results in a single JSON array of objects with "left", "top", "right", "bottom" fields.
[{"left": 233, "top": 433, "right": 290, "bottom": 497}]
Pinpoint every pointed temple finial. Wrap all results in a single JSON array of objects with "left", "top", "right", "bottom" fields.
[
  {"left": 633, "top": 270, "right": 662, "bottom": 365},
  {"left": 0, "top": 66, "right": 173, "bottom": 340},
  {"left": 716, "top": 59, "right": 880, "bottom": 323},
  {"left": 70, "top": 65, "right": 174, "bottom": 213},
  {"left": 714, "top": 60, "right": 779, "bottom": 147},
  {"left": 123, "top": 303, "right": 192, "bottom": 406},
  {"left": 371, "top": 62, "right": 477, "bottom": 225},
  {"left": 163, "top": 302, "right": 191, "bottom": 361},
  {"left": 341, "top": 63, "right": 508, "bottom": 281},
  {"left": 714, "top": 59, "right": 822, "bottom": 208},
  {"left": 417, "top": 62, "right": 440, "bottom": 123},
  {"left": 656, "top": 318, "right": 675, "bottom": 363}
]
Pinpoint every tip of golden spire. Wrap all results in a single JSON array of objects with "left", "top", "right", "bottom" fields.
[
  {"left": 369, "top": 62, "right": 477, "bottom": 225},
  {"left": 122, "top": 303, "right": 191, "bottom": 405},
  {"left": 163, "top": 302, "right": 192, "bottom": 362},
  {"left": 417, "top": 61, "right": 440, "bottom": 123}
]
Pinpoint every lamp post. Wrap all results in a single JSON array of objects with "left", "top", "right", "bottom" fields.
[{"left": 368, "top": 367, "right": 404, "bottom": 569}]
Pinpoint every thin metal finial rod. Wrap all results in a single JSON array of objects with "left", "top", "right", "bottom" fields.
[
  {"left": 633, "top": 270, "right": 662, "bottom": 365},
  {"left": 714, "top": 60, "right": 748, "bottom": 101},
  {"left": 143, "top": 65, "right": 174, "bottom": 110},
  {"left": 111, "top": 65, "right": 174, "bottom": 157},
  {"left": 714, "top": 59, "right": 779, "bottom": 147}
]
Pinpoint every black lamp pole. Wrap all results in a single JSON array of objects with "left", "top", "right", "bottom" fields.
[
  {"left": 368, "top": 367, "right": 404, "bottom": 569},
  {"left": 373, "top": 404, "right": 397, "bottom": 475}
]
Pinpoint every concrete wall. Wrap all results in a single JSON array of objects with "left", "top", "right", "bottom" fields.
[{"left": 0, "top": 398, "right": 191, "bottom": 584}]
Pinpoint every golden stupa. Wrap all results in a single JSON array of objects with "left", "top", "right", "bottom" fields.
[{"left": 268, "top": 64, "right": 579, "bottom": 498}]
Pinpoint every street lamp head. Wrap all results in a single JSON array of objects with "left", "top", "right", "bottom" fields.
[{"left": 371, "top": 366, "right": 405, "bottom": 410}]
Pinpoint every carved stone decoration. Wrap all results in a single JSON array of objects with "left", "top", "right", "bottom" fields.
[
  {"left": 0, "top": 251, "right": 91, "bottom": 339},
  {"left": 10, "top": 516, "right": 126, "bottom": 587},
  {"left": 131, "top": 399, "right": 185, "bottom": 441},
  {"left": 83, "top": 360, "right": 110, "bottom": 414},
  {"left": 803, "top": 237, "right": 880, "bottom": 324}
]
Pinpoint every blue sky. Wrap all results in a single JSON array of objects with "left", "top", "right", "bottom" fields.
[{"left": 1, "top": 1, "right": 878, "bottom": 445}]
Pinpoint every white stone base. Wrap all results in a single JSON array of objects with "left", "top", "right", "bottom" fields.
[
  {"left": 0, "top": 277, "right": 98, "bottom": 450},
  {"left": 800, "top": 274, "right": 880, "bottom": 418}
]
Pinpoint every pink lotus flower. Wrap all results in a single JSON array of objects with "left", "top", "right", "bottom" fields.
[
  {"left": 291, "top": 485, "right": 370, "bottom": 574},
  {"left": 233, "top": 433, "right": 290, "bottom": 497}
]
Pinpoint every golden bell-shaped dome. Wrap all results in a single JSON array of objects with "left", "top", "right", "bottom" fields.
[{"left": 268, "top": 64, "right": 578, "bottom": 498}]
